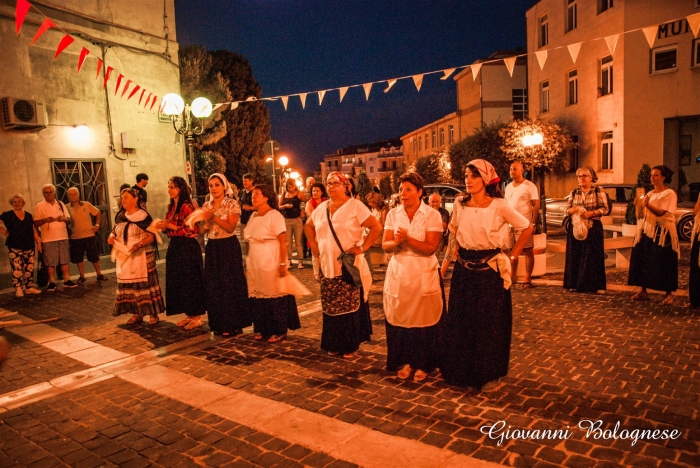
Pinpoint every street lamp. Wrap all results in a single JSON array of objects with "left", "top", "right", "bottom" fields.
[
  {"left": 278, "top": 155, "right": 289, "bottom": 193},
  {"left": 522, "top": 132, "right": 546, "bottom": 233},
  {"left": 161, "top": 93, "right": 213, "bottom": 200}
]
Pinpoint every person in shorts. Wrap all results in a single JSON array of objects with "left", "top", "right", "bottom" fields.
[{"left": 66, "top": 187, "right": 107, "bottom": 283}]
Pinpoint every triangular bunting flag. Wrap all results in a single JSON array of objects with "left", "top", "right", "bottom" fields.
[
  {"left": 363, "top": 83, "right": 372, "bottom": 100},
  {"left": 280, "top": 96, "right": 288, "bottom": 110},
  {"left": 121, "top": 80, "right": 132, "bottom": 98},
  {"left": 245, "top": 96, "right": 257, "bottom": 101},
  {"left": 144, "top": 92, "right": 152, "bottom": 108},
  {"left": 212, "top": 103, "right": 223, "bottom": 111},
  {"left": 16, "top": 0, "right": 32, "bottom": 35},
  {"left": 604, "top": 34, "right": 619, "bottom": 55},
  {"left": 440, "top": 68, "right": 456, "bottom": 80},
  {"left": 30, "top": 18, "right": 55, "bottom": 45},
  {"left": 115, "top": 74, "right": 124, "bottom": 95},
  {"left": 103, "top": 66, "right": 113, "bottom": 88},
  {"left": 128, "top": 85, "right": 141, "bottom": 101},
  {"left": 299, "top": 93, "right": 307, "bottom": 109},
  {"left": 641, "top": 26, "right": 657, "bottom": 48},
  {"left": 150, "top": 96, "right": 158, "bottom": 111},
  {"left": 230, "top": 102, "right": 239, "bottom": 110},
  {"left": 339, "top": 87, "right": 348, "bottom": 103},
  {"left": 567, "top": 42, "right": 582, "bottom": 64},
  {"left": 412, "top": 74, "right": 423, "bottom": 91},
  {"left": 384, "top": 79, "right": 397, "bottom": 93},
  {"left": 138, "top": 89, "right": 146, "bottom": 105},
  {"left": 77, "top": 47, "right": 90, "bottom": 72},
  {"left": 95, "top": 59, "right": 102, "bottom": 79},
  {"left": 688, "top": 13, "right": 700, "bottom": 38},
  {"left": 535, "top": 50, "right": 547, "bottom": 70},
  {"left": 470, "top": 63, "right": 482, "bottom": 81},
  {"left": 318, "top": 90, "right": 326, "bottom": 105},
  {"left": 54, "top": 34, "right": 74, "bottom": 60},
  {"left": 503, "top": 57, "right": 517, "bottom": 77}
]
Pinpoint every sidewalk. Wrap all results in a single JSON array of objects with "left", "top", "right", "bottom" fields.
[{"left": 1, "top": 253, "right": 699, "bottom": 467}]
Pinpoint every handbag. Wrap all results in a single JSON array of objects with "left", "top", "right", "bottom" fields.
[{"left": 36, "top": 255, "right": 49, "bottom": 288}]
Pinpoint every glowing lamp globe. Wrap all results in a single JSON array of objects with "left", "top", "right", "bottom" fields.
[
  {"left": 278, "top": 156, "right": 289, "bottom": 166},
  {"left": 290, "top": 171, "right": 300, "bottom": 179},
  {"left": 161, "top": 93, "right": 185, "bottom": 115},
  {"left": 191, "top": 97, "right": 213, "bottom": 118}
]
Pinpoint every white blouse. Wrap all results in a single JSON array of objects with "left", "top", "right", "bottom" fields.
[
  {"left": 450, "top": 197, "right": 529, "bottom": 250},
  {"left": 646, "top": 189, "right": 677, "bottom": 214},
  {"left": 384, "top": 202, "right": 443, "bottom": 256}
]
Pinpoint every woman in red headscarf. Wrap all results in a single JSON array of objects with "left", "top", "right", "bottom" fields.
[{"left": 440, "top": 160, "right": 532, "bottom": 390}]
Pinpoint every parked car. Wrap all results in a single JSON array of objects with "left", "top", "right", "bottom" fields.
[
  {"left": 422, "top": 184, "right": 465, "bottom": 214},
  {"left": 545, "top": 184, "right": 696, "bottom": 241}
]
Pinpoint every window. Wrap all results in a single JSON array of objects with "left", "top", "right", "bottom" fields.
[
  {"left": 601, "top": 132, "right": 613, "bottom": 170},
  {"left": 539, "top": 14, "right": 549, "bottom": 47},
  {"left": 598, "top": 0, "right": 613, "bottom": 14},
  {"left": 431, "top": 130, "right": 437, "bottom": 148},
  {"left": 512, "top": 89, "right": 528, "bottom": 120},
  {"left": 696, "top": 0, "right": 700, "bottom": 7},
  {"left": 413, "top": 138, "right": 418, "bottom": 154},
  {"left": 448, "top": 125, "right": 455, "bottom": 143},
  {"left": 568, "top": 136, "right": 579, "bottom": 172},
  {"left": 680, "top": 135, "right": 692, "bottom": 166},
  {"left": 418, "top": 137, "right": 422, "bottom": 152},
  {"left": 370, "top": 167, "right": 374, "bottom": 173},
  {"left": 540, "top": 81, "right": 550, "bottom": 113},
  {"left": 694, "top": 39, "right": 700, "bottom": 67},
  {"left": 439, "top": 128, "right": 445, "bottom": 146},
  {"left": 566, "top": 0, "right": 577, "bottom": 32},
  {"left": 424, "top": 134, "right": 429, "bottom": 149},
  {"left": 327, "top": 161, "right": 331, "bottom": 167},
  {"left": 652, "top": 45, "right": 677, "bottom": 73},
  {"left": 600, "top": 56, "right": 613, "bottom": 96},
  {"left": 392, "top": 161, "right": 397, "bottom": 170},
  {"left": 381, "top": 161, "right": 387, "bottom": 171},
  {"left": 568, "top": 70, "right": 578, "bottom": 105}
]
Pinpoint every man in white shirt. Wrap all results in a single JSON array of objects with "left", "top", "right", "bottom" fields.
[
  {"left": 504, "top": 162, "right": 540, "bottom": 287},
  {"left": 34, "top": 184, "right": 78, "bottom": 291}
]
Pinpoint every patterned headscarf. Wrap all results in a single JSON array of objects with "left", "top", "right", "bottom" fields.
[
  {"left": 326, "top": 171, "right": 350, "bottom": 190},
  {"left": 467, "top": 159, "right": 500, "bottom": 186},
  {"left": 208, "top": 173, "right": 234, "bottom": 196}
]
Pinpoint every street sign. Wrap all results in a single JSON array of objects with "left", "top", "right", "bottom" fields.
[{"left": 263, "top": 140, "right": 281, "bottom": 156}]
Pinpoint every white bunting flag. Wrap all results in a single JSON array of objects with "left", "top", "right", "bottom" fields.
[
  {"left": 212, "top": 103, "right": 223, "bottom": 111},
  {"left": 440, "top": 68, "right": 456, "bottom": 80},
  {"left": 339, "top": 86, "right": 349, "bottom": 102},
  {"left": 503, "top": 56, "right": 517, "bottom": 77},
  {"left": 384, "top": 79, "right": 397, "bottom": 93},
  {"left": 567, "top": 42, "right": 582, "bottom": 64},
  {"left": 280, "top": 96, "right": 288, "bottom": 111},
  {"left": 245, "top": 96, "right": 257, "bottom": 101},
  {"left": 604, "top": 34, "right": 619, "bottom": 55},
  {"left": 318, "top": 90, "right": 326, "bottom": 105},
  {"left": 412, "top": 74, "right": 424, "bottom": 91},
  {"left": 363, "top": 83, "right": 372, "bottom": 100},
  {"left": 230, "top": 102, "right": 239, "bottom": 110},
  {"left": 299, "top": 93, "right": 307, "bottom": 109},
  {"left": 470, "top": 63, "right": 482, "bottom": 81},
  {"left": 641, "top": 25, "right": 657, "bottom": 48},
  {"left": 688, "top": 13, "right": 700, "bottom": 38},
  {"left": 535, "top": 50, "right": 547, "bottom": 70}
]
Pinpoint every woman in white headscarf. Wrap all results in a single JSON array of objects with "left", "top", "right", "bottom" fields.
[
  {"left": 201, "top": 173, "right": 251, "bottom": 336},
  {"left": 440, "top": 159, "right": 532, "bottom": 390}
]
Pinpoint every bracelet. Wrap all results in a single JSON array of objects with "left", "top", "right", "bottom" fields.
[{"left": 280, "top": 262, "right": 286, "bottom": 266}]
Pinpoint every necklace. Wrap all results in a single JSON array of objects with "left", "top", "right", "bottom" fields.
[{"left": 471, "top": 199, "right": 488, "bottom": 212}]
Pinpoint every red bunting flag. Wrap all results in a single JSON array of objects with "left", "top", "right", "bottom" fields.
[
  {"left": 115, "top": 74, "right": 124, "bottom": 95},
  {"left": 16, "top": 0, "right": 32, "bottom": 35},
  {"left": 149, "top": 96, "right": 158, "bottom": 111},
  {"left": 103, "top": 66, "right": 113, "bottom": 88},
  {"left": 138, "top": 89, "right": 146, "bottom": 105},
  {"left": 54, "top": 34, "right": 74, "bottom": 59},
  {"left": 121, "top": 80, "right": 132, "bottom": 98},
  {"left": 95, "top": 59, "right": 103, "bottom": 79},
  {"left": 143, "top": 92, "right": 152, "bottom": 108},
  {"left": 127, "top": 85, "right": 140, "bottom": 100},
  {"left": 30, "top": 18, "right": 55, "bottom": 45},
  {"left": 77, "top": 47, "right": 90, "bottom": 72}
]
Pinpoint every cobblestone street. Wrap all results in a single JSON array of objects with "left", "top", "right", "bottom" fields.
[{"left": 1, "top": 255, "right": 699, "bottom": 467}]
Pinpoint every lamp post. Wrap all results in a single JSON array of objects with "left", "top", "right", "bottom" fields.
[
  {"left": 278, "top": 155, "right": 289, "bottom": 193},
  {"left": 522, "top": 132, "right": 545, "bottom": 233},
  {"left": 160, "top": 93, "right": 213, "bottom": 201}
]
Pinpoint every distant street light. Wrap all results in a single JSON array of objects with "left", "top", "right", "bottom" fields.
[
  {"left": 289, "top": 171, "right": 300, "bottom": 180},
  {"left": 521, "top": 132, "right": 546, "bottom": 232},
  {"left": 522, "top": 133, "right": 544, "bottom": 147},
  {"left": 161, "top": 93, "right": 213, "bottom": 200}
]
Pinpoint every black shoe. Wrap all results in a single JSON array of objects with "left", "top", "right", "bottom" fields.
[
  {"left": 46, "top": 282, "right": 57, "bottom": 292},
  {"left": 77, "top": 277, "right": 86, "bottom": 284},
  {"left": 63, "top": 280, "right": 78, "bottom": 289},
  {"left": 96, "top": 275, "right": 108, "bottom": 281}
]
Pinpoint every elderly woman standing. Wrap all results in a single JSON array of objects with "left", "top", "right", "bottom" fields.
[
  {"left": 109, "top": 188, "right": 164, "bottom": 325},
  {"left": 245, "top": 184, "right": 306, "bottom": 342},
  {"left": 279, "top": 178, "right": 305, "bottom": 268},
  {"left": 157, "top": 176, "right": 207, "bottom": 328},
  {"left": 383, "top": 173, "right": 444, "bottom": 382},
  {"left": 563, "top": 167, "right": 610, "bottom": 293},
  {"left": 305, "top": 172, "right": 382, "bottom": 358},
  {"left": 0, "top": 194, "right": 42, "bottom": 297},
  {"left": 202, "top": 173, "right": 251, "bottom": 336},
  {"left": 440, "top": 160, "right": 532, "bottom": 389},
  {"left": 628, "top": 166, "right": 679, "bottom": 305}
]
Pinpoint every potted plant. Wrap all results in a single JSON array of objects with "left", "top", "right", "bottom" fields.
[{"left": 623, "top": 164, "right": 653, "bottom": 236}]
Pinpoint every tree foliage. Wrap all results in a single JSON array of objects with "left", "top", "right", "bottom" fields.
[
  {"left": 379, "top": 175, "right": 393, "bottom": 199},
  {"left": 414, "top": 155, "right": 442, "bottom": 184},
  {"left": 194, "top": 151, "right": 227, "bottom": 197},
  {"left": 449, "top": 122, "right": 508, "bottom": 183},
  {"left": 355, "top": 171, "right": 373, "bottom": 200},
  {"left": 499, "top": 118, "right": 574, "bottom": 173}
]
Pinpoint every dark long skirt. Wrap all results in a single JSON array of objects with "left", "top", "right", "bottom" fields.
[
  {"left": 113, "top": 249, "right": 165, "bottom": 317},
  {"left": 690, "top": 239, "right": 700, "bottom": 307},
  {"left": 251, "top": 295, "right": 301, "bottom": 338},
  {"left": 320, "top": 287, "right": 372, "bottom": 354},
  {"left": 165, "top": 237, "right": 207, "bottom": 317},
  {"left": 441, "top": 248, "right": 511, "bottom": 389},
  {"left": 205, "top": 236, "right": 251, "bottom": 333},
  {"left": 563, "top": 220, "right": 606, "bottom": 292},
  {"left": 628, "top": 231, "right": 678, "bottom": 293}
]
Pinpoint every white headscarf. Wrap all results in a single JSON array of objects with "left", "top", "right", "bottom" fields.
[
  {"left": 208, "top": 173, "right": 234, "bottom": 197},
  {"left": 467, "top": 159, "right": 500, "bottom": 186}
]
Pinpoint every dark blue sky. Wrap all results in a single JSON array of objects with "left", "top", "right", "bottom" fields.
[{"left": 175, "top": 0, "right": 536, "bottom": 172}]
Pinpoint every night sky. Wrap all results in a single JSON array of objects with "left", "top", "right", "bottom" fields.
[{"left": 174, "top": 0, "right": 536, "bottom": 173}]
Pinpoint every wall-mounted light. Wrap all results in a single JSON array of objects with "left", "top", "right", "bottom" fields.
[{"left": 68, "top": 124, "right": 92, "bottom": 146}]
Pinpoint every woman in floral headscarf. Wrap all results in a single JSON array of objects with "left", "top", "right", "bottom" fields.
[
  {"left": 440, "top": 160, "right": 532, "bottom": 390},
  {"left": 201, "top": 173, "right": 251, "bottom": 336}
]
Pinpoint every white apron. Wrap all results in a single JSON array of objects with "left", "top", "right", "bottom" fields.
[
  {"left": 383, "top": 253, "right": 442, "bottom": 327},
  {"left": 245, "top": 238, "right": 310, "bottom": 298},
  {"left": 111, "top": 238, "right": 147, "bottom": 283}
]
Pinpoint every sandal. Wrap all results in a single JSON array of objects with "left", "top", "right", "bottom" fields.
[
  {"left": 254, "top": 333, "right": 264, "bottom": 341},
  {"left": 520, "top": 282, "right": 532, "bottom": 289},
  {"left": 342, "top": 352, "right": 355, "bottom": 359},
  {"left": 176, "top": 317, "right": 192, "bottom": 327},
  {"left": 328, "top": 351, "right": 340, "bottom": 356},
  {"left": 184, "top": 316, "right": 203, "bottom": 330},
  {"left": 397, "top": 364, "right": 412, "bottom": 379},
  {"left": 148, "top": 315, "right": 159, "bottom": 325},
  {"left": 661, "top": 295, "right": 674, "bottom": 305},
  {"left": 126, "top": 314, "right": 143, "bottom": 325},
  {"left": 413, "top": 370, "right": 428, "bottom": 382},
  {"left": 268, "top": 334, "right": 287, "bottom": 343},
  {"left": 631, "top": 291, "right": 650, "bottom": 301}
]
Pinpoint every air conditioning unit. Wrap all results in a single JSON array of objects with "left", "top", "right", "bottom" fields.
[{"left": 1, "top": 97, "right": 48, "bottom": 130}]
